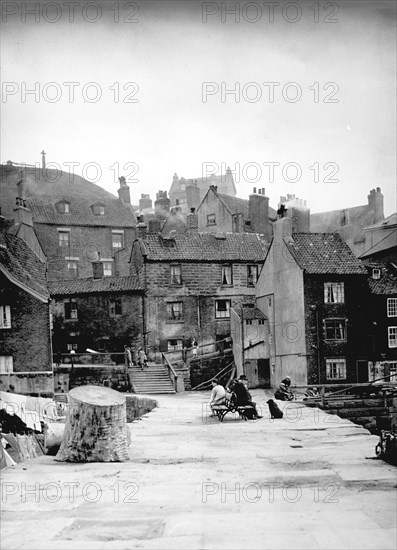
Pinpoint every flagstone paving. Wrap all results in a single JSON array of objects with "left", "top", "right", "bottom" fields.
[{"left": 1, "top": 390, "right": 396, "bottom": 549}]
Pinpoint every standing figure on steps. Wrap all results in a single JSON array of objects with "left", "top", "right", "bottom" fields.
[{"left": 138, "top": 347, "right": 148, "bottom": 370}]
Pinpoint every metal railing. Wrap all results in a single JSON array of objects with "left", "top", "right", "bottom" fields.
[{"left": 53, "top": 351, "right": 127, "bottom": 367}]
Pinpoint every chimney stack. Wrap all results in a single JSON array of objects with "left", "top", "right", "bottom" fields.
[
  {"left": 155, "top": 190, "right": 170, "bottom": 220},
  {"left": 41, "top": 150, "right": 46, "bottom": 169},
  {"left": 136, "top": 215, "right": 147, "bottom": 239},
  {"left": 139, "top": 193, "right": 152, "bottom": 211},
  {"left": 117, "top": 176, "right": 131, "bottom": 204},
  {"left": 248, "top": 188, "right": 271, "bottom": 239},
  {"left": 368, "top": 188, "right": 384, "bottom": 222},
  {"left": 148, "top": 219, "right": 162, "bottom": 234},
  {"left": 13, "top": 172, "right": 33, "bottom": 227},
  {"left": 186, "top": 207, "right": 198, "bottom": 234}
]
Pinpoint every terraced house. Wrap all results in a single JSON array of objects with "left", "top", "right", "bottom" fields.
[{"left": 130, "top": 217, "right": 269, "bottom": 361}]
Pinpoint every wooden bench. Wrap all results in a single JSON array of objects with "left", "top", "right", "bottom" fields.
[{"left": 211, "top": 403, "right": 255, "bottom": 422}]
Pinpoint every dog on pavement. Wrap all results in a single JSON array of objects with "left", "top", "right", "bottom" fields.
[{"left": 267, "top": 399, "right": 283, "bottom": 419}]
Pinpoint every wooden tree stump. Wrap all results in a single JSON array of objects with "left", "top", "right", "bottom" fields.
[{"left": 55, "top": 385, "right": 129, "bottom": 463}]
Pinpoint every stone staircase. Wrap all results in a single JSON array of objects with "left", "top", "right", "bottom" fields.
[{"left": 128, "top": 363, "right": 176, "bottom": 394}]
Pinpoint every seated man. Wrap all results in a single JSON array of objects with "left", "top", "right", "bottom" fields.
[
  {"left": 209, "top": 379, "right": 226, "bottom": 412},
  {"left": 274, "top": 376, "right": 294, "bottom": 401},
  {"left": 230, "top": 375, "right": 263, "bottom": 419}
]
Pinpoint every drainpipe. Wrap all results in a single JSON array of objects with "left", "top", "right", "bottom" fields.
[{"left": 241, "top": 313, "right": 245, "bottom": 377}]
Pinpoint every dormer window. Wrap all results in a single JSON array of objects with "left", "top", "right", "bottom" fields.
[
  {"left": 56, "top": 201, "right": 70, "bottom": 214},
  {"left": 372, "top": 268, "right": 381, "bottom": 280},
  {"left": 91, "top": 203, "right": 105, "bottom": 215}
]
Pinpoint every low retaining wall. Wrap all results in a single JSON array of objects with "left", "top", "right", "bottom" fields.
[
  {"left": 54, "top": 365, "right": 131, "bottom": 394},
  {"left": 0, "top": 372, "right": 54, "bottom": 397},
  {"left": 125, "top": 395, "right": 157, "bottom": 422}
]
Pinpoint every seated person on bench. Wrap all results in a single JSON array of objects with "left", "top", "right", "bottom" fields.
[
  {"left": 230, "top": 375, "right": 262, "bottom": 419},
  {"left": 209, "top": 379, "right": 226, "bottom": 412},
  {"left": 274, "top": 376, "right": 294, "bottom": 401}
]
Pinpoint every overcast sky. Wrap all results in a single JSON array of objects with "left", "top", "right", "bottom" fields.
[{"left": 1, "top": 0, "right": 396, "bottom": 216}]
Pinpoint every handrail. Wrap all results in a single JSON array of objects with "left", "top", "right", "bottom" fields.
[
  {"left": 190, "top": 361, "right": 236, "bottom": 391},
  {"left": 162, "top": 352, "right": 178, "bottom": 391}
]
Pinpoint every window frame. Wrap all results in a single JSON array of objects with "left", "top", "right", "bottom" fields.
[
  {"left": 112, "top": 230, "right": 124, "bottom": 249},
  {"left": 387, "top": 298, "right": 397, "bottom": 318},
  {"left": 215, "top": 299, "right": 231, "bottom": 319},
  {"left": 207, "top": 214, "right": 216, "bottom": 226},
  {"left": 56, "top": 201, "right": 70, "bottom": 214},
  {"left": 109, "top": 297, "right": 122, "bottom": 317},
  {"left": 221, "top": 264, "right": 233, "bottom": 286},
  {"left": 91, "top": 203, "right": 105, "bottom": 216},
  {"left": 247, "top": 264, "right": 258, "bottom": 286},
  {"left": 326, "top": 358, "right": 347, "bottom": 380},
  {"left": 166, "top": 301, "right": 184, "bottom": 322},
  {"left": 0, "top": 356, "right": 13, "bottom": 374},
  {"left": 388, "top": 326, "right": 397, "bottom": 348},
  {"left": 103, "top": 261, "right": 113, "bottom": 277},
  {"left": 0, "top": 305, "right": 12, "bottom": 329},
  {"left": 64, "top": 300, "right": 78, "bottom": 320},
  {"left": 58, "top": 229, "right": 71, "bottom": 247},
  {"left": 67, "top": 260, "right": 78, "bottom": 277},
  {"left": 372, "top": 268, "right": 381, "bottom": 280},
  {"left": 324, "top": 282, "right": 345, "bottom": 304},
  {"left": 167, "top": 339, "right": 183, "bottom": 351},
  {"left": 324, "top": 318, "right": 347, "bottom": 341},
  {"left": 170, "top": 264, "right": 182, "bottom": 285}
]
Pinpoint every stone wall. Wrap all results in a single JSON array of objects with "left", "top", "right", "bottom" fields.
[{"left": 0, "top": 371, "right": 53, "bottom": 396}]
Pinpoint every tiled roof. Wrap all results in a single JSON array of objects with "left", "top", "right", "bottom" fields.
[
  {"left": 48, "top": 276, "right": 143, "bottom": 296},
  {"left": 241, "top": 305, "right": 267, "bottom": 320},
  {"left": 0, "top": 229, "right": 49, "bottom": 298},
  {"left": 218, "top": 193, "right": 278, "bottom": 221},
  {"left": 364, "top": 213, "right": 397, "bottom": 230},
  {"left": 141, "top": 232, "right": 269, "bottom": 261},
  {"left": 286, "top": 233, "right": 367, "bottom": 275},
  {"left": 310, "top": 205, "right": 376, "bottom": 233},
  {"left": 27, "top": 195, "right": 137, "bottom": 227},
  {"left": 367, "top": 265, "right": 397, "bottom": 295}
]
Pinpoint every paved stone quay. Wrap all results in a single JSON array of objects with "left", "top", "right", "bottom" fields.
[{"left": 1, "top": 390, "right": 396, "bottom": 549}]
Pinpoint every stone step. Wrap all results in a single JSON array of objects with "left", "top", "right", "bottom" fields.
[{"left": 328, "top": 407, "right": 390, "bottom": 418}]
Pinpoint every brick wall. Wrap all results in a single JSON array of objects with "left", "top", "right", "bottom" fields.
[
  {"left": 0, "top": 273, "right": 52, "bottom": 372},
  {"left": 304, "top": 274, "right": 372, "bottom": 384},
  {"left": 34, "top": 224, "right": 135, "bottom": 280},
  {"left": 144, "top": 261, "right": 257, "bottom": 358},
  {"left": 51, "top": 292, "right": 143, "bottom": 354}
]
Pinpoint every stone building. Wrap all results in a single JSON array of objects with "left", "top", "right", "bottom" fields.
[
  {"left": 130, "top": 218, "right": 269, "bottom": 361},
  {"left": 310, "top": 188, "right": 384, "bottom": 257},
  {"left": 0, "top": 220, "right": 52, "bottom": 373},
  {"left": 196, "top": 186, "right": 276, "bottom": 239},
  {"left": 168, "top": 168, "right": 236, "bottom": 210},
  {"left": 48, "top": 275, "right": 144, "bottom": 355},
  {"left": 255, "top": 217, "right": 371, "bottom": 387}
]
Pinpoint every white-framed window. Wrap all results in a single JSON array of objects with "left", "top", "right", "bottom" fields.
[
  {"left": 246, "top": 319, "right": 252, "bottom": 325},
  {"left": 58, "top": 229, "right": 71, "bottom": 247},
  {"left": 56, "top": 201, "right": 70, "bottom": 214},
  {"left": 170, "top": 264, "right": 182, "bottom": 285},
  {"left": 67, "top": 343, "right": 78, "bottom": 351},
  {"left": 221, "top": 265, "right": 233, "bottom": 286},
  {"left": 0, "top": 305, "right": 11, "bottom": 329},
  {"left": 91, "top": 203, "right": 105, "bottom": 215},
  {"left": 215, "top": 299, "right": 231, "bottom": 319},
  {"left": 388, "top": 327, "right": 397, "bottom": 348},
  {"left": 167, "top": 339, "right": 183, "bottom": 351},
  {"left": 324, "top": 282, "right": 344, "bottom": 304},
  {"left": 167, "top": 301, "right": 183, "bottom": 321},
  {"left": 326, "top": 358, "right": 346, "bottom": 380},
  {"left": 388, "top": 361, "right": 397, "bottom": 382},
  {"left": 324, "top": 318, "right": 347, "bottom": 341},
  {"left": 103, "top": 262, "right": 113, "bottom": 277},
  {"left": 258, "top": 319, "right": 265, "bottom": 325},
  {"left": 109, "top": 298, "right": 122, "bottom": 317},
  {"left": 372, "top": 268, "right": 381, "bottom": 280},
  {"left": 112, "top": 230, "right": 124, "bottom": 249},
  {"left": 387, "top": 298, "right": 397, "bottom": 317},
  {"left": 67, "top": 261, "right": 78, "bottom": 277},
  {"left": 207, "top": 214, "right": 216, "bottom": 226},
  {"left": 64, "top": 300, "right": 78, "bottom": 320},
  {"left": 0, "top": 356, "right": 13, "bottom": 373},
  {"left": 247, "top": 264, "right": 258, "bottom": 286}
]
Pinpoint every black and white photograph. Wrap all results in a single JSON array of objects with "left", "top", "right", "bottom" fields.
[{"left": 0, "top": 1, "right": 396, "bottom": 548}]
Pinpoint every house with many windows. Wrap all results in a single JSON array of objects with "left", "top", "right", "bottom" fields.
[
  {"left": 48, "top": 274, "right": 144, "bottom": 356},
  {"left": 130, "top": 217, "right": 269, "bottom": 361},
  {"left": 255, "top": 217, "right": 371, "bottom": 387}
]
